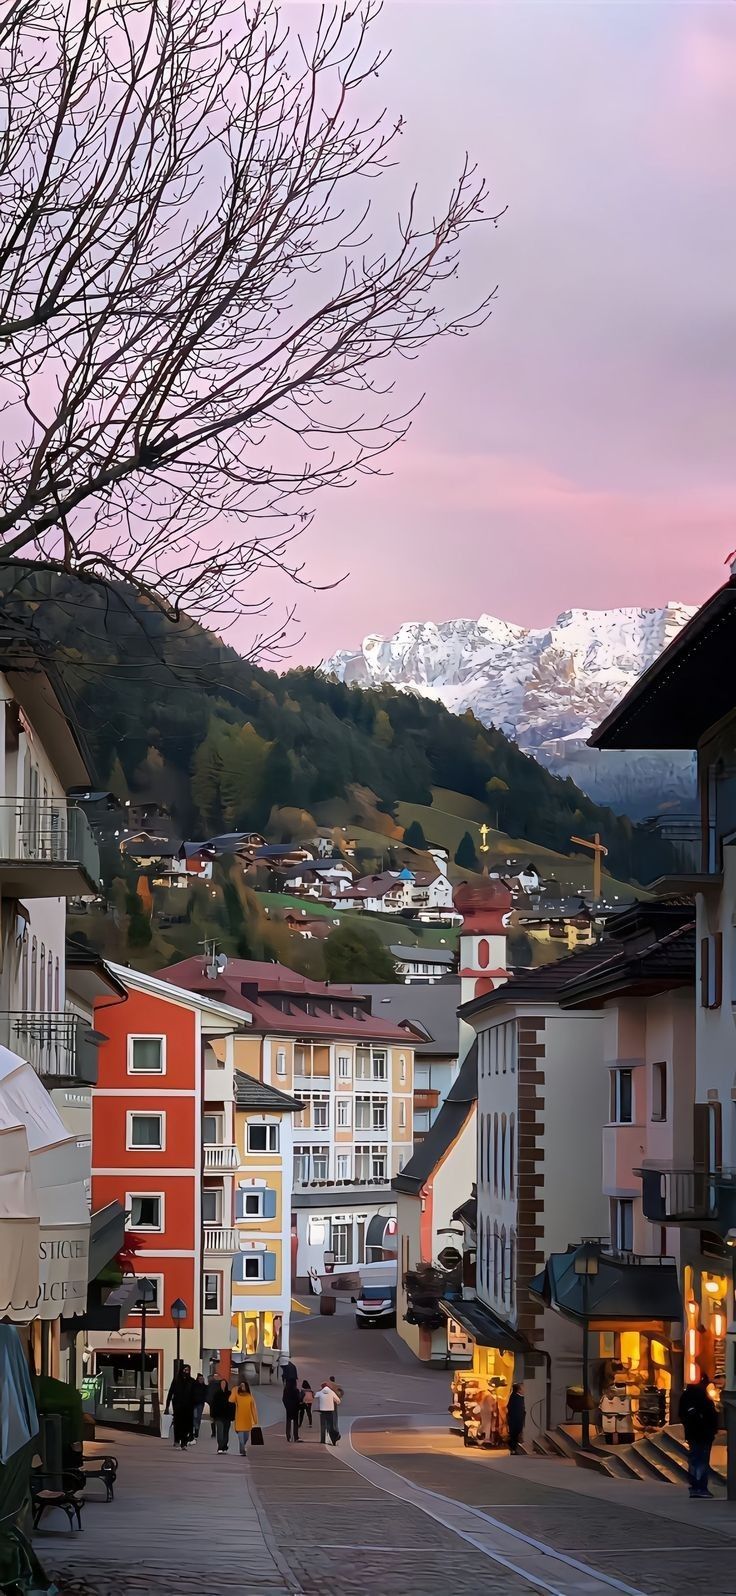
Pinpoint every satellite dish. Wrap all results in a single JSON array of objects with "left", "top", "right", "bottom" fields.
[{"left": 216, "top": 954, "right": 228, "bottom": 973}]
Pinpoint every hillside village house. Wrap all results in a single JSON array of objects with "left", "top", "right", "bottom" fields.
[
  {"left": 0, "top": 646, "right": 127, "bottom": 1381},
  {"left": 91, "top": 967, "right": 255, "bottom": 1405},
  {"left": 591, "top": 568, "right": 736, "bottom": 1446},
  {"left": 389, "top": 944, "right": 457, "bottom": 984},
  {"left": 157, "top": 958, "right": 418, "bottom": 1279}
]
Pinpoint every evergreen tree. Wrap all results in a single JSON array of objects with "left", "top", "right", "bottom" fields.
[
  {"left": 126, "top": 891, "right": 152, "bottom": 949},
  {"left": 403, "top": 820, "right": 427, "bottom": 849},
  {"left": 324, "top": 922, "right": 396, "bottom": 982},
  {"left": 454, "top": 830, "right": 479, "bottom": 871}
]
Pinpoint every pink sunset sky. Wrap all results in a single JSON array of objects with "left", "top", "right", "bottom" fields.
[{"left": 264, "top": 1, "right": 736, "bottom": 665}]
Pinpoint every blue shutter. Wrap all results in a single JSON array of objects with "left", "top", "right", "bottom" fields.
[
  {"left": 233, "top": 1253, "right": 245, "bottom": 1282},
  {"left": 235, "top": 1191, "right": 245, "bottom": 1220},
  {"left": 263, "top": 1188, "right": 277, "bottom": 1219},
  {"left": 263, "top": 1251, "right": 277, "bottom": 1282}
]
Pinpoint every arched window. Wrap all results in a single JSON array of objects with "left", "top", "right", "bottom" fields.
[
  {"left": 493, "top": 1114, "right": 499, "bottom": 1196},
  {"left": 509, "top": 1115, "right": 515, "bottom": 1196},
  {"left": 47, "top": 953, "right": 53, "bottom": 1013},
  {"left": 39, "top": 944, "right": 46, "bottom": 1012},
  {"left": 493, "top": 1222, "right": 500, "bottom": 1297},
  {"left": 484, "top": 1217, "right": 491, "bottom": 1289},
  {"left": 509, "top": 1229, "right": 516, "bottom": 1308},
  {"left": 21, "top": 935, "right": 28, "bottom": 1010},
  {"left": 478, "top": 938, "right": 490, "bottom": 970},
  {"left": 500, "top": 1226, "right": 507, "bottom": 1302},
  {"left": 30, "top": 938, "right": 37, "bottom": 1008},
  {"left": 500, "top": 1114, "right": 507, "bottom": 1200},
  {"left": 54, "top": 956, "right": 60, "bottom": 1011}
]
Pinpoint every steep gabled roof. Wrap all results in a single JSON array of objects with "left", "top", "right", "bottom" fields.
[
  {"left": 458, "top": 941, "right": 614, "bottom": 1019},
  {"left": 591, "top": 577, "right": 736, "bottom": 750},
  {"left": 155, "top": 957, "right": 421, "bottom": 1043},
  {"left": 393, "top": 1040, "right": 477, "bottom": 1194}
]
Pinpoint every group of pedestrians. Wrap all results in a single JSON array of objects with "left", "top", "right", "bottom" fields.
[
  {"left": 281, "top": 1361, "right": 343, "bottom": 1446},
  {"left": 164, "top": 1365, "right": 260, "bottom": 1456}
]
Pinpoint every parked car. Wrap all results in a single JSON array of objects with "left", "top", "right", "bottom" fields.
[{"left": 351, "top": 1283, "right": 397, "bottom": 1328}]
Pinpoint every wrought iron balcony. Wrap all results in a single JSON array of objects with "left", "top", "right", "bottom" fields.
[
  {"left": 203, "top": 1143, "right": 239, "bottom": 1171},
  {"left": 1, "top": 1010, "right": 100, "bottom": 1083},
  {"left": 0, "top": 798, "right": 100, "bottom": 895},
  {"left": 637, "top": 1164, "right": 736, "bottom": 1231}
]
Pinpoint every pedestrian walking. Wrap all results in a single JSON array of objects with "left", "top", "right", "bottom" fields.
[
  {"left": 165, "top": 1364, "right": 197, "bottom": 1450},
  {"left": 283, "top": 1376, "right": 302, "bottom": 1442},
  {"left": 326, "top": 1373, "right": 344, "bottom": 1399},
  {"left": 314, "top": 1380, "right": 340, "bottom": 1445},
  {"left": 210, "top": 1378, "right": 235, "bottom": 1454},
  {"left": 191, "top": 1373, "right": 207, "bottom": 1442},
  {"left": 231, "top": 1379, "right": 259, "bottom": 1457},
  {"left": 206, "top": 1371, "right": 221, "bottom": 1438},
  {"left": 299, "top": 1380, "right": 314, "bottom": 1430},
  {"left": 281, "top": 1358, "right": 298, "bottom": 1385},
  {"left": 679, "top": 1372, "right": 719, "bottom": 1498},
  {"left": 507, "top": 1383, "right": 526, "bottom": 1455}
]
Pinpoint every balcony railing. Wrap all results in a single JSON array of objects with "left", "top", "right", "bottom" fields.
[
  {"left": 637, "top": 1165, "right": 736, "bottom": 1230},
  {"left": 292, "top": 1174, "right": 390, "bottom": 1190},
  {"left": 203, "top": 1143, "right": 239, "bottom": 1171},
  {"left": 203, "top": 1227, "right": 237, "bottom": 1253},
  {"left": 0, "top": 798, "right": 100, "bottom": 893},
  {"left": 0, "top": 1010, "right": 99, "bottom": 1083}
]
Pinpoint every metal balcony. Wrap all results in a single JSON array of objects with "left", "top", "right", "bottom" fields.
[
  {"left": 0, "top": 798, "right": 101, "bottom": 896},
  {"left": 1, "top": 1010, "right": 100, "bottom": 1083},
  {"left": 203, "top": 1143, "right": 239, "bottom": 1171},
  {"left": 637, "top": 1165, "right": 736, "bottom": 1232},
  {"left": 203, "top": 1227, "right": 237, "bottom": 1253}
]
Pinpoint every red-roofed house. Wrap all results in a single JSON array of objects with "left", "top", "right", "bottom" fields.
[{"left": 155, "top": 958, "right": 421, "bottom": 1279}]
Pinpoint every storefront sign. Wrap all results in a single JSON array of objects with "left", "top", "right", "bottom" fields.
[{"left": 37, "top": 1225, "right": 89, "bottom": 1318}]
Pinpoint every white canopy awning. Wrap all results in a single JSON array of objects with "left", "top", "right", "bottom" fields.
[{"left": 0, "top": 1045, "right": 90, "bottom": 1321}]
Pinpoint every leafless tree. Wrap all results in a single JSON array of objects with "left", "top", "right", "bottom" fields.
[{"left": 0, "top": 0, "right": 498, "bottom": 633}]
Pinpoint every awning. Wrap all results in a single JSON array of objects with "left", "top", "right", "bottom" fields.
[
  {"left": 62, "top": 1274, "right": 140, "bottom": 1334},
  {"left": 87, "top": 1202, "right": 126, "bottom": 1282},
  {"left": 439, "top": 1297, "right": 527, "bottom": 1352},
  {"left": 0, "top": 1045, "right": 91, "bottom": 1320},
  {"left": 529, "top": 1243, "right": 682, "bottom": 1325}
]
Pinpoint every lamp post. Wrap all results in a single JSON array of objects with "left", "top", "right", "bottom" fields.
[
  {"left": 136, "top": 1277, "right": 156, "bottom": 1420},
  {"left": 171, "top": 1297, "right": 188, "bottom": 1379},
  {"left": 574, "top": 1243, "right": 600, "bottom": 1450}
]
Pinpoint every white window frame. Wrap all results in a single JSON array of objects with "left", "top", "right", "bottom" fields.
[
  {"left": 336, "top": 1152, "right": 352, "bottom": 1181},
  {"left": 239, "top": 1189, "right": 264, "bottom": 1219},
  {"left": 312, "top": 1097, "right": 330, "bottom": 1129},
  {"left": 399, "top": 1054, "right": 407, "bottom": 1084},
  {"left": 127, "top": 1034, "right": 166, "bottom": 1075},
  {"left": 129, "top": 1272, "right": 164, "bottom": 1316},
  {"left": 275, "top": 1047, "right": 287, "bottom": 1077},
  {"left": 204, "top": 1270, "right": 222, "bottom": 1313},
  {"left": 247, "top": 1122, "right": 279, "bottom": 1154},
  {"left": 336, "top": 1097, "right": 352, "bottom": 1128},
  {"left": 240, "top": 1251, "right": 264, "bottom": 1281},
  {"left": 371, "top": 1098, "right": 387, "bottom": 1131},
  {"left": 202, "top": 1186, "right": 223, "bottom": 1225},
  {"left": 126, "top": 1111, "right": 165, "bottom": 1151},
  {"left": 125, "top": 1192, "right": 164, "bottom": 1232},
  {"left": 293, "top": 1147, "right": 310, "bottom": 1184},
  {"left": 398, "top": 1100, "right": 406, "bottom": 1129},
  {"left": 610, "top": 1068, "right": 633, "bottom": 1126},
  {"left": 372, "top": 1050, "right": 388, "bottom": 1081},
  {"left": 371, "top": 1148, "right": 387, "bottom": 1182},
  {"left": 337, "top": 1052, "right": 351, "bottom": 1079},
  {"left": 312, "top": 1146, "right": 329, "bottom": 1180},
  {"left": 612, "top": 1197, "right": 634, "bottom": 1252}
]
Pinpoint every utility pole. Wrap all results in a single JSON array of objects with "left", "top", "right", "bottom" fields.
[{"left": 570, "top": 832, "right": 608, "bottom": 903}]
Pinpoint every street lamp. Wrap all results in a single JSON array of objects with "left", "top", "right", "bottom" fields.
[
  {"left": 136, "top": 1278, "right": 156, "bottom": 1417},
  {"left": 574, "top": 1243, "right": 600, "bottom": 1450},
  {"left": 170, "top": 1297, "right": 188, "bottom": 1378}
]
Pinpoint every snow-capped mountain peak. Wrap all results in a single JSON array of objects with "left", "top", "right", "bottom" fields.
[{"left": 322, "top": 603, "right": 698, "bottom": 815}]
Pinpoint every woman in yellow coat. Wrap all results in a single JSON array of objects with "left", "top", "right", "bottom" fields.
[{"left": 231, "top": 1379, "right": 259, "bottom": 1456}]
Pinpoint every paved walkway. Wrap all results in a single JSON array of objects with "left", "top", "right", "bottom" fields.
[{"left": 38, "top": 1426, "right": 294, "bottom": 1596}]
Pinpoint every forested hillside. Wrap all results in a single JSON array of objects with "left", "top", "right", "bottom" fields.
[{"left": 0, "top": 569, "right": 672, "bottom": 885}]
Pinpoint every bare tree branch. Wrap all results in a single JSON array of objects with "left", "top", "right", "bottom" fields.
[{"left": 0, "top": 0, "right": 501, "bottom": 637}]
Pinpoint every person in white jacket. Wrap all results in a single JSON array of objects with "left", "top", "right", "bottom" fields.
[{"left": 314, "top": 1380, "right": 340, "bottom": 1445}]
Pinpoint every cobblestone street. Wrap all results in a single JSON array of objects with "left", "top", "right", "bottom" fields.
[{"left": 38, "top": 1305, "right": 736, "bottom": 1595}]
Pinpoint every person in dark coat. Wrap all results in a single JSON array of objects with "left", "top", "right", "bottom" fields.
[
  {"left": 281, "top": 1359, "right": 298, "bottom": 1385},
  {"left": 165, "top": 1364, "right": 197, "bottom": 1450},
  {"left": 507, "top": 1383, "right": 526, "bottom": 1455},
  {"left": 210, "top": 1379, "right": 235, "bottom": 1453},
  {"left": 192, "top": 1373, "right": 207, "bottom": 1442},
  {"left": 206, "top": 1372, "right": 221, "bottom": 1438},
  {"left": 283, "top": 1376, "right": 302, "bottom": 1442},
  {"left": 678, "top": 1373, "right": 719, "bottom": 1497}
]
